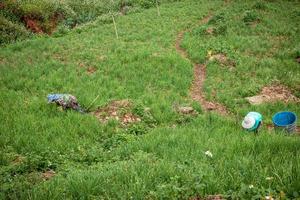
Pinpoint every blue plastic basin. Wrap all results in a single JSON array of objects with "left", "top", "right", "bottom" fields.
[{"left": 272, "top": 112, "right": 297, "bottom": 133}]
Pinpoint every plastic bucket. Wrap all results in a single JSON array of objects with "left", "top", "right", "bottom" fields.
[
  {"left": 248, "top": 112, "right": 262, "bottom": 131},
  {"left": 242, "top": 112, "right": 262, "bottom": 131},
  {"left": 272, "top": 112, "right": 297, "bottom": 133}
]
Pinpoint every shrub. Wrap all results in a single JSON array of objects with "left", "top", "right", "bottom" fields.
[{"left": 0, "top": 16, "right": 31, "bottom": 45}]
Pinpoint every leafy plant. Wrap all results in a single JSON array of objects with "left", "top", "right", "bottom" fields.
[
  {"left": 243, "top": 10, "right": 260, "bottom": 24},
  {"left": 208, "top": 12, "right": 225, "bottom": 25}
]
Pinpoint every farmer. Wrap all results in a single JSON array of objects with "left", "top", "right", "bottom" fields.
[{"left": 47, "top": 94, "right": 84, "bottom": 113}]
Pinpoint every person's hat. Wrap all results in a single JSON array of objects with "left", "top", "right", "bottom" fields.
[{"left": 242, "top": 115, "right": 256, "bottom": 129}]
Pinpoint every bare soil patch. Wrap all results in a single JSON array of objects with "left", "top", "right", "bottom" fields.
[
  {"left": 41, "top": 170, "right": 56, "bottom": 180},
  {"left": 206, "top": 27, "right": 214, "bottom": 35},
  {"left": 0, "top": 2, "right": 5, "bottom": 9},
  {"left": 249, "top": 20, "right": 260, "bottom": 28},
  {"left": 78, "top": 63, "right": 97, "bottom": 74},
  {"left": 12, "top": 155, "right": 25, "bottom": 165},
  {"left": 22, "top": 14, "right": 61, "bottom": 34},
  {"left": 87, "top": 66, "right": 97, "bottom": 74},
  {"left": 23, "top": 17, "right": 43, "bottom": 33},
  {"left": 93, "top": 100, "right": 141, "bottom": 125},
  {"left": 246, "top": 84, "right": 299, "bottom": 105},
  {"left": 208, "top": 53, "right": 235, "bottom": 68},
  {"left": 176, "top": 106, "right": 198, "bottom": 115}
]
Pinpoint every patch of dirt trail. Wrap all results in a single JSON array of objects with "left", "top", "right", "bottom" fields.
[
  {"left": 246, "top": 84, "right": 299, "bottom": 105},
  {"left": 175, "top": 15, "right": 229, "bottom": 115}
]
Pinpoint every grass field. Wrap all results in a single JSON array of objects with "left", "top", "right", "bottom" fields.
[{"left": 1, "top": 0, "right": 300, "bottom": 199}]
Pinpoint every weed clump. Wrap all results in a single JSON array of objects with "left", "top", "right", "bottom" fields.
[
  {"left": 126, "top": 102, "right": 157, "bottom": 135},
  {"left": 253, "top": 1, "right": 267, "bottom": 10},
  {"left": 102, "top": 133, "right": 135, "bottom": 150},
  {"left": 243, "top": 10, "right": 260, "bottom": 25},
  {"left": 294, "top": 47, "right": 300, "bottom": 63},
  {"left": 208, "top": 13, "right": 225, "bottom": 25},
  {"left": 192, "top": 25, "right": 209, "bottom": 36},
  {"left": 213, "top": 24, "right": 227, "bottom": 35},
  {"left": 0, "top": 16, "right": 31, "bottom": 44}
]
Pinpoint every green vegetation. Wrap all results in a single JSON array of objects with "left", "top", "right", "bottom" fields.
[
  {"left": 1, "top": 0, "right": 300, "bottom": 199},
  {"left": 0, "top": 16, "right": 32, "bottom": 44},
  {"left": 182, "top": 0, "right": 300, "bottom": 122},
  {"left": 0, "top": 0, "right": 176, "bottom": 44}
]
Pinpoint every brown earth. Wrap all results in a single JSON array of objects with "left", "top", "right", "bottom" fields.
[
  {"left": 87, "top": 67, "right": 97, "bottom": 74},
  {"left": 208, "top": 53, "right": 235, "bottom": 68},
  {"left": 249, "top": 19, "right": 260, "bottom": 28},
  {"left": 41, "top": 170, "right": 56, "bottom": 180},
  {"left": 23, "top": 16, "right": 43, "bottom": 33},
  {"left": 176, "top": 106, "right": 197, "bottom": 115},
  {"left": 206, "top": 27, "right": 214, "bottom": 35},
  {"left": 22, "top": 14, "right": 61, "bottom": 34},
  {"left": 246, "top": 84, "right": 299, "bottom": 105},
  {"left": 78, "top": 63, "right": 98, "bottom": 75},
  {"left": 175, "top": 15, "right": 229, "bottom": 115},
  {"left": 0, "top": 2, "right": 5, "bottom": 9},
  {"left": 93, "top": 100, "right": 141, "bottom": 125},
  {"left": 12, "top": 155, "right": 25, "bottom": 165}
]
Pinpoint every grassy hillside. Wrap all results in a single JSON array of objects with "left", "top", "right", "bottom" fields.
[
  {"left": 0, "top": 0, "right": 179, "bottom": 44},
  {"left": 0, "top": 0, "right": 300, "bottom": 199}
]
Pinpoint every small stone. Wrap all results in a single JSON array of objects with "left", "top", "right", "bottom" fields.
[
  {"left": 178, "top": 106, "right": 194, "bottom": 114},
  {"left": 246, "top": 95, "right": 265, "bottom": 105},
  {"left": 144, "top": 107, "right": 151, "bottom": 112},
  {"left": 206, "top": 27, "right": 214, "bottom": 34},
  {"left": 206, "top": 102, "right": 216, "bottom": 110},
  {"left": 41, "top": 170, "right": 56, "bottom": 180}
]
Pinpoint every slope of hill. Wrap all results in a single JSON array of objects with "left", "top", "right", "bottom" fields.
[{"left": 0, "top": 0, "right": 299, "bottom": 199}]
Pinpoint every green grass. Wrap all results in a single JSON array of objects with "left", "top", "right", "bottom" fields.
[
  {"left": 0, "top": 0, "right": 180, "bottom": 44},
  {"left": 1, "top": 0, "right": 300, "bottom": 199},
  {"left": 182, "top": 0, "right": 300, "bottom": 122}
]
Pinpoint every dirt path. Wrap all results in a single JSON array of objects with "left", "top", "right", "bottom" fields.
[{"left": 175, "top": 15, "right": 229, "bottom": 115}]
